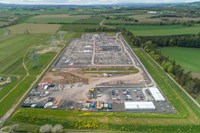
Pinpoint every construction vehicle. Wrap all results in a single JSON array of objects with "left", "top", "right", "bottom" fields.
[{"left": 89, "top": 88, "right": 95, "bottom": 99}]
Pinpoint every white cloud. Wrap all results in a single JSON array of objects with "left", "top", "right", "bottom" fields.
[{"left": 0, "top": 0, "right": 198, "bottom": 5}]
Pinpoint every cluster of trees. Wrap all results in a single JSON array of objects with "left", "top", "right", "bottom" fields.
[
  {"left": 121, "top": 28, "right": 142, "bottom": 47},
  {"left": 0, "top": 15, "right": 31, "bottom": 28},
  {"left": 122, "top": 29, "right": 200, "bottom": 98},
  {"left": 150, "top": 14, "right": 183, "bottom": 18},
  {"left": 106, "top": 16, "right": 139, "bottom": 22},
  {"left": 39, "top": 124, "right": 63, "bottom": 133},
  {"left": 141, "top": 33, "right": 200, "bottom": 48},
  {"left": 85, "top": 27, "right": 121, "bottom": 32},
  {"left": 143, "top": 41, "right": 200, "bottom": 97}
]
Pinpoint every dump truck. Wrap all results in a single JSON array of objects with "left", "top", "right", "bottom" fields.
[{"left": 89, "top": 88, "right": 95, "bottom": 99}]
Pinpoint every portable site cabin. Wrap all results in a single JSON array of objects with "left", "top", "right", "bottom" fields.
[
  {"left": 43, "top": 85, "right": 49, "bottom": 90},
  {"left": 149, "top": 87, "right": 165, "bottom": 102},
  {"left": 125, "top": 102, "right": 156, "bottom": 111}
]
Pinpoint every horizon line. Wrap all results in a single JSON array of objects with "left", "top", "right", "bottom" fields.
[{"left": 0, "top": 1, "right": 198, "bottom": 6}]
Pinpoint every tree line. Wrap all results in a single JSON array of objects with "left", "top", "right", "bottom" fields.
[
  {"left": 122, "top": 28, "right": 200, "bottom": 99},
  {"left": 105, "top": 16, "right": 139, "bottom": 22},
  {"left": 140, "top": 33, "right": 200, "bottom": 48},
  {"left": 85, "top": 27, "right": 121, "bottom": 32},
  {"left": 121, "top": 28, "right": 142, "bottom": 47}
]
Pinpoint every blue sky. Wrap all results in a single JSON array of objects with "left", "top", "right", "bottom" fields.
[{"left": 0, "top": 0, "right": 198, "bottom": 5}]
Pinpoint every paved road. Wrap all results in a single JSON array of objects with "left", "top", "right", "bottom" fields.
[{"left": 118, "top": 33, "right": 156, "bottom": 87}]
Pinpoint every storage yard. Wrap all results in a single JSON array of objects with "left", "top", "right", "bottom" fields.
[{"left": 22, "top": 33, "right": 175, "bottom": 113}]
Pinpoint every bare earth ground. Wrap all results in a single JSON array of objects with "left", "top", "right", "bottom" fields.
[
  {"left": 41, "top": 70, "right": 89, "bottom": 84},
  {"left": 192, "top": 73, "right": 200, "bottom": 79},
  {"left": 41, "top": 68, "right": 143, "bottom": 102}
]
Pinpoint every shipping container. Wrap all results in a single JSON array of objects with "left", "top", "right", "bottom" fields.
[
  {"left": 91, "top": 101, "right": 95, "bottom": 108},
  {"left": 97, "top": 101, "right": 102, "bottom": 110},
  {"left": 108, "top": 102, "right": 112, "bottom": 109},
  {"left": 104, "top": 103, "right": 108, "bottom": 109}
]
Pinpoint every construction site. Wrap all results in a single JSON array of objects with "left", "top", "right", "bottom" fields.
[{"left": 22, "top": 33, "right": 175, "bottom": 113}]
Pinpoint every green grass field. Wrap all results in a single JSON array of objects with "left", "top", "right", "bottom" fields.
[
  {"left": 0, "top": 32, "right": 76, "bottom": 118},
  {"left": 27, "top": 15, "right": 103, "bottom": 24},
  {"left": 0, "top": 29, "right": 5, "bottom": 36},
  {"left": 159, "top": 47, "right": 200, "bottom": 78},
  {"left": 113, "top": 25, "right": 200, "bottom": 36},
  {"left": 75, "top": 17, "right": 103, "bottom": 24},
  {"left": 0, "top": 34, "right": 51, "bottom": 73},
  {"left": 0, "top": 34, "right": 52, "bottom": 117},
  {"left": 27, "top": 17, "right": 80, "bottom": 24},
  {"left": 4, "top": 48, "right": 200, "bottom": 132},
  {"left": 7, "top": 23, "right": 61, "bottom": 34}
]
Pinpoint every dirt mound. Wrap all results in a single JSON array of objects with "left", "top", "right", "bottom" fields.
[{"left": 42, "top": 71, "right": 88, "bottom": 84}]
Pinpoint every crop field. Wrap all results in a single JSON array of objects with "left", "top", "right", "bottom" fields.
[
  {"left": 129, "top": 14, "right": 161, "bottom": 24},
  {"left": 75, "top": 17, "right": 104, "bottom": 24},
  {"left": 129, "top": 14, "right": 156, "bottom": 20},
  {"left": 61, "top": 24, "right": 101, "bottom": 32},
  {"left": 27, "top": 15, "right": 103, "bottom": 24},
  {"left": 31, "top": 14, "right": 89, "bottom": 19},
  {"left": 27, "top": 17, "right": 81, "bottom": 24},
  {"left": 7, "top": 23, "right": 61, "bottom": 34},
  {"left": 159, "top": 47, "right": 200, "bottom": 78},
  {"left": 128, "top": 14, "right": 200, "bottom": 24},
  {"left": 113, "top": 25, "right": 200, "bottom": 36},
  {"left": 4, "top": 48, "right": 200, "bottom": 132}
]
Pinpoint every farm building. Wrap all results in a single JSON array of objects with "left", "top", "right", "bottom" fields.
[
  {"left": 125, "top": 102, "right": 156, "bottom": 110},
  {"left": 149, "top": 87, "right": 165, "bottom": 102}
]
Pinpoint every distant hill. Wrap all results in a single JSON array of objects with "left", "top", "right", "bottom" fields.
[
  {"left": 0, "top": 2, "right": 199, "bottom": 7},
  {"left": 189, "top": 1, "right": 200, "bottom": 6},
  {"left": 0, "top": 3, "right": 19, "bottom": 7}
]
